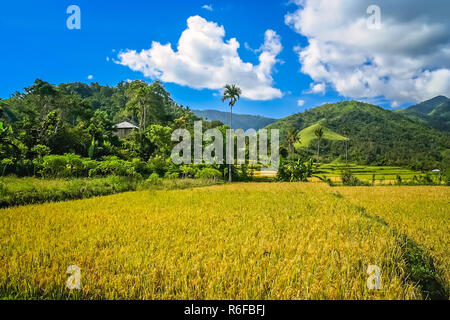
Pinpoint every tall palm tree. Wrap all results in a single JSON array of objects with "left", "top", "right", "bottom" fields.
[
  {"left": 314, "top": 126, "right": 324, "bottom": 164},
  {"left": 222, "top": 84, "right": 242, "bottom": 182},
  {"left": 125, "top": 81, "right": 151, "bottom": 131},
  {"left": 286, "top": 127, "right": 300, "bottom": 159}
]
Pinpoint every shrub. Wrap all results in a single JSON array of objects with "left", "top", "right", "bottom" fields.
[
  {"left": 196, "top": 168, "right": 222, "bottom": 180},
  {"left": 1, "top": 158, "right": 13, "bottom": 176},
  {"left": 277, "top": 158, "right": 313, "bottom": 182},
  {"left": 147, "top": 156, "right": 169, "bottom": 177},
  {"left": 237, "top": 164, "right": 254, "bottom": 182},
  {"left": 341, "top": 170, "right": 368, "bottom": 186},
  {"left": 42, "top": 155, "right": 68, "bottom": 177},
  {"left": 180, "top": 165, "right": 197, "bottom": 179},
  {"left": 89, "top": 159, "right": 140, "bottom": 178},
  {"left": 165, "top": 172, "right": 179, "bottom": 180},
  {"left": 146, "top": 173, "right": 163, "bottom": 185}
]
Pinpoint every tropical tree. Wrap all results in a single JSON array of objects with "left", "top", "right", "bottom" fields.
[
  {"left": 286, "top": 127, "right": 300, "bottom": 159},
  {"left": 125, "top": 81, "right": 152, "bottom": 131},
  {"left": 314, "top": 126, "right": 324, "bottom": 164},
  {"left": 222, "top": 84, "right": 242, "bottom": 182}
]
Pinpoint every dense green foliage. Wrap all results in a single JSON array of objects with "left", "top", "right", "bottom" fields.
[
  {"left": 397, "top": 96, "right": 450, "bottom": 132},
  {"left": 0, "top": 79, "right": 239, "bottom": 180},
  {"left": 2, "top": 79, "right": 450, "bottom": 182},
  {"left": 277, "top": 158, "right": 314, "bottom": 182},
  {"left": 267, "top": 100, "right": 450, "bottom": 170}
]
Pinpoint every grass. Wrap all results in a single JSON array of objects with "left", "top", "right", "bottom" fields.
[
  {"left": 295, "top": 121, "right": 348, "bottom": 148},
  {"left": 1, "top": 182, "right": 448, "bottom": 300}
]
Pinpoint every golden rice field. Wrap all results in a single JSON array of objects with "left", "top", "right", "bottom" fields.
[{"left": 0, "top": 183, "right": 448, "bottom": 300}]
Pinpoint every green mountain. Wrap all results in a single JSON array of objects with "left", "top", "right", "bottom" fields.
[
  {"left": 266, "top": 100, "right": 450, "bottom": 168},
  {"left": 397, "top": 96, "right": 450, "bottom": 131},
  {"left": 193, "top": 109, "right": 276, "bottom": 130}
]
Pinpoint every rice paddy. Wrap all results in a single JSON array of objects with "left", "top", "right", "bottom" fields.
[{"left": 0, "top": 183, "right": 448, "bottom": 300}]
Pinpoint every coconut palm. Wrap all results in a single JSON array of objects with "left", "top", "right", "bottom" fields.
[
  {"left": 222, "top": 84, "right": 242, "bottom": 182},
  {"left": 314, "top": 126, "right": 324, "bottom": 164},
  {"left": 286, "top": 127, "right": 300, "bottom": 159}
]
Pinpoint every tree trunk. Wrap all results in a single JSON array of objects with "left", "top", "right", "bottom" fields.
[
  {"left": 143, "top": 105, "right": 146, "bottom": 131},
  {"left": 229, "top": 106, "right": 233, "bottom": 182},
  {"left": 316, "top": 138, "right": 320, "bottom": 165}
]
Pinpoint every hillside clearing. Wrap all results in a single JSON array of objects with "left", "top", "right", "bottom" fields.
[{"left": 295, "top": 122, "right": 348, "bottom": 148}]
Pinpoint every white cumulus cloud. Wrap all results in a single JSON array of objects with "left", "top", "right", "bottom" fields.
[
  {"left": 297, "top": 99, "right": 305, "bottom": 106},
  {"left": 116, "top": 16, "right": 283, "bottom": 100},
  {"left": 87, "top": 75, "right": 94, "bottom": 80},
  {"left": 286, "top": 0, "right": 450, "bottom": 106}
]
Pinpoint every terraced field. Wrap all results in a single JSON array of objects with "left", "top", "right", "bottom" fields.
[
  {"left": 316, "top": 164, "right": 430, "bottom": 182},
  {"left": 0, "top": 183, "right": 448, "bottom": 299}
]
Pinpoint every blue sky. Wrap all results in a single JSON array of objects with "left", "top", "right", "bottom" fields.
[{"left": 1, "top": 0, "right": 449, "bottom": 118}]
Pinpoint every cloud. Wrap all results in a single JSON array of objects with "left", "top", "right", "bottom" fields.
[
  {"left": 305, "top": 82, "right": 325, "bottom": 94},
  {"left": 286, "top": 0, "right": 450, "bottom": 106},
  {"left": 87, "top": 75, "right": 94, "bottom": 80},
  {"left": 202, "top": 4, "right": 213, "bottom": 11},
  {"left": 116, "top": 16, "right": 283, "bottom": 100},
  {"left": 297, "top": 99, "right": 305, "bottom": 106}
]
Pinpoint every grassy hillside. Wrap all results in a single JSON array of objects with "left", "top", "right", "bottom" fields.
[
  {"left": 193, "top": 109, "right": 276, "bottom": 130},
  {"left": 295, "top": 121, "right": 348, "bottom": 148},
  {"left": 266, "top": 100, "right": 450, "bottom": 168}
]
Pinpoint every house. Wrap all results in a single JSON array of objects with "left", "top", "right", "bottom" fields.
[{"left": 114, "top": 121, "right": 139, "bottom": 138}]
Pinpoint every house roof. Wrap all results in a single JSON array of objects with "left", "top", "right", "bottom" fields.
[{"left": 114, "top": 121, "right": 139, "bottom": 129}]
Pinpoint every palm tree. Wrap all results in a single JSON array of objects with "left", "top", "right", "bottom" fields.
[
  {"left": 125, "top": 81, "right": 151, "bottom": 131},
  {"left": 286, "top": 127, "right": 300, "bottom": 159},
  {"left": 222, "top": 84, "right": 242, "bottom": 182},
  {"left": 314, "top": 126, "right": 324, "bottom": 164}
]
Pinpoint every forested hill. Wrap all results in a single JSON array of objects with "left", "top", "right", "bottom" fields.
[
  {"left": 266, "top": 100, "right": 450, "bottom": 168},
  {"left": 193, "top": 109, "right": 276, "bottom": 130},
  {"left": 0, "top": 79, "right": 204, "bottom": 160},
  {"left": 397, "top": 96, "right": 450, "bottom": 131}
]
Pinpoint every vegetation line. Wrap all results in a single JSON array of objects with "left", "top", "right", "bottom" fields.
[
  {"left": 353, "top": 204, "right": 448, "bottom": 300},
  {"left": 0, "top": 177, "right": 221, "bottom": 209}
]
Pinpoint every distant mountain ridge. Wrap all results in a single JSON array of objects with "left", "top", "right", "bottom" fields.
[
  {"left": 265, "top": 99, "right": 450, "bottom": 167},
  {"left": 397, "top": 96, "right": 450, "bottom": 131},
  {"left": 193, "top": 109, "right": 276, "bottom": 131}
]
